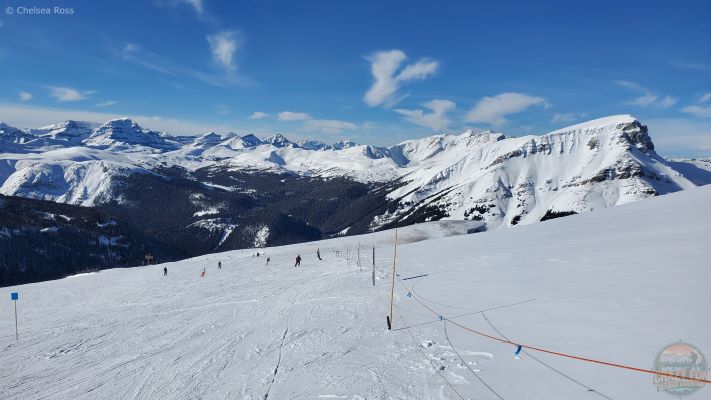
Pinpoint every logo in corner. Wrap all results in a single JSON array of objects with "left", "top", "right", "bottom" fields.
[{"left": 653, "top": 341, "right": 708, "bottom": 397}]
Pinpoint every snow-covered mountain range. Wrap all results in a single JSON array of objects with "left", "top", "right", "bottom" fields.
[
  {"left": 2, "top": 114, "right": 710, "bottom": 285},
  {"left": 2, "top": 115, "right": 709, "bottom": 232}
]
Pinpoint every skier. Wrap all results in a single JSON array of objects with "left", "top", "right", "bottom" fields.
[
  {"left": 266, "top": 257, "right": 270, "bottom": 265},
  {"left": 295, "top": 255, "right": 301, "bottom": 267},
  {"left": 317, "top": 248, "right": 322, "bottom": 261},
  {"left": 163, "top": 267, "right": 167, "bottom": 276},
  {"left": 218, "top": 261, "right": 222, "bottom": 269},
  {"left": 257, "top": 252, "right": 260, "bottom": 257},
  {"left": 200, "top": 267, "right": 206, "bottom": 277}
]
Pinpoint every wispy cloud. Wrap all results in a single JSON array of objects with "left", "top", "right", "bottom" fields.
[
  {"left": 48, "top": 86, "right": 95, "bottom": 102},
  {"left": 278, "top": 111, "right": 312, "bottom": 121},
  {"left": 18, "top": 91, "right": 32, "bottom": 101},
  {"left": 613, "top": 80, "right": 675, "bottom": 108},
  {"left": 395, "top": 99, "right": 455, "bottom": 130},
  {"left": 681, "top": 105, "right": 711, "bottom": 118},
  {"left": 466, "top": 92, "right": 548, "bottom": 126},
  {"left": 552, "top": 113, "right": 587, "bottom": 124},
  {"left": 182, "top": 0, "right": 204, "bottom": 15},
  {"left": 118, "top": 42, "right": 247, "bottom": 87},
  {"left": 304, "top": 119, "right": 357, "bottom": 134},
  {"left": 628, "top": 93, "right": 658, "bottom": 107},
  {"left": 96, "top": 100, "right": 117, "bottom": 107},
  {"left": 613, "top": 80, "right": 645, "bottom": 92},
  {"left": 659, "top": 96, "right": 677, "bottom": 109},
  {"left": 277, "top": 110, "right": 357, "bottom": 134},
  {"left": 249, "top": 112, "right": 268, "bottom": 119},
  {"left": 207, "top": 30, "right": 239, "bottom": 71},
  {"left": 363, "top": 50, "right": 438, "bottom": 108},
  {"left": 614, "top": 80, "right": 657, "bottom": 107},
  {"left": 679, "top": 92, "right": 711, "bottom": 118},
  {"left": 670, "top": 61, "right": 711, "bottom": 72}
]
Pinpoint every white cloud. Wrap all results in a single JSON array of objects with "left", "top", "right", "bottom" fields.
[
  {"left": 207, "top": 31, "right": 239, "bottom": 70},
  {"left": 249, "top": 112, "right": 268, "bottom": 119},
  {"left": 48, "top": 86, "right": 95, "bottom": 102},
  {"left": 628, "top": 93, "right": 658, "bottom": 107},
  {"left": 119, "top": 42, "right": 248, "bottom": 87},
  {"left": 182, "top": 0, "right": 204, "bottom": 14},
  {"left": 681, "top": 105, "right": 711, "bottom": 118},
  {"left": 659, "top": 96, "right": 677, "bottom": 109},
  {"left": 613, "top": 80, "right": 645, "bottom": 92},
  {"left": 551, "top": 113, "right": 586, "bottom": 123},
  {"left": 466, "top": 92, "right": 548, "bottom": 126},
  {"left": 614, "top": 80, "right": 676, "bottom": 108},
  {"left": 278, "top": 111, "right": 312, "bottom": 121},
  {"left": 395, "top": 99, "right": 455, "bottom": 130},
  {"left": 363, "top": 50, "right": 438, "bottom": 107},
  {"left": 699, "top": 92, "right": 711, "bottom": 103},
  {"left": 670, "top": 61, "right": 711, "bottom": 72},
  {"left": 96, "top": 100, "right": 117, "bottom": 107},
  {"left": 18, "top": 91, "right": 32, "bottom": 101},
  {"left": 304, "top": 119, "right": 357, "bottom": 134},
  {"left": 277, "top": 110, "right": 357, "bottom": 133},
  {"left": 0, "top": 103, "right": 235, "bottom": 136},
  {"left": 117, "top": 43, "right": 241, "bottom": 89}
]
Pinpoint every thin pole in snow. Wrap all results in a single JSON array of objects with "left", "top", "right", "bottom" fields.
[
  {"left": 388, "top": 228, "right": 398, "bottom": 330},
  {"left": 357, "top": 239, "right": 362, "bottom": 271},
  {"left": 14, "top": 301, "right": 18, "bottom": 341},
  {"left": 372, "top": 228, "right": 376, "bottom": 287}
]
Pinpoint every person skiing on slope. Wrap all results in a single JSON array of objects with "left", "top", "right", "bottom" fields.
[
  {"left": 164, "top": 267, "right": 167, "bottom": 276},
  {"left": 218, "top": 261, "right": 222, "bottom": 269},
  {"left": 266, "top": 257, "right": 270, "bottom": 265},
  {"left": 317, "top": 248, "right": 322, "bottom": 261},
  {"left": 295, "top": 255, "right": 301, "bottom": 267},
  {"left": 200, "top": 267, "right": 206, "bottom": 277}
]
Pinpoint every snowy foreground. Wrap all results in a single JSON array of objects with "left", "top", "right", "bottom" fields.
[{"left": 1, "top": 187, "right": 710, "bottom": 400}]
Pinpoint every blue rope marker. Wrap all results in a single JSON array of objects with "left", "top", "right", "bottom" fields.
[
  {"left": 407, "top": 292, "right": 412, "bottom": 298},
  {"left": 439, "top": 315, "right": 444, "bottom": 321}
]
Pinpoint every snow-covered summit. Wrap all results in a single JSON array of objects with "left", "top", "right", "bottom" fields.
[
  {"left": 191, "top": 132, "right": 225, "bottom": 148},
  {"left": 0, "top": 122, "right": 35, "bottom": 145},
  {"left": 261, "top": 133, "right": 294, "bottom": 148},
  {"left": 29, "top": 120, "right": 96, "bottom": 142},
  {"left": 84, "top": 118, "right": 178, "bottom": 151}
]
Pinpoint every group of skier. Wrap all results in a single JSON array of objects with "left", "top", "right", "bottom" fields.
[{"left": 162, "top": 247, "right": 323, "bottom": 277}]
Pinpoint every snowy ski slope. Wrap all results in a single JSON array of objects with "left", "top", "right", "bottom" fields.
[{"left": 1, "top": 188, "right": 709, "bottom": 399}]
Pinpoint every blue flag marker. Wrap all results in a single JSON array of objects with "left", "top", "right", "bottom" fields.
[
  {"left": 407, "top": 292, "right": 412, "bottom": 298},
  {"left": 438, "top": 315, "right": 443, "bottom": 321},
  {"left": 10, "top": 292, "right": 19, "bottom": 341}
]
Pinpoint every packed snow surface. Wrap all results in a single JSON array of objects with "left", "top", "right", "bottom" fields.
[{"left": 1, "top": 188, "right": 709, "bottom": 399}]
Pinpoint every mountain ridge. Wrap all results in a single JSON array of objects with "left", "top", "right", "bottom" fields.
[{"left": 1, "top": 114, "right": 710, "bottom": 235}]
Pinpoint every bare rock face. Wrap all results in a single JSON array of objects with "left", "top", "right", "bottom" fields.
[{"left": 619, "top": 120, "right": 654, "bottom": 153}]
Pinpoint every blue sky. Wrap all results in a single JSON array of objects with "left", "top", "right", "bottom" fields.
[{"left": 1, "top": 0, "right": 710, "bottom": 156}]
